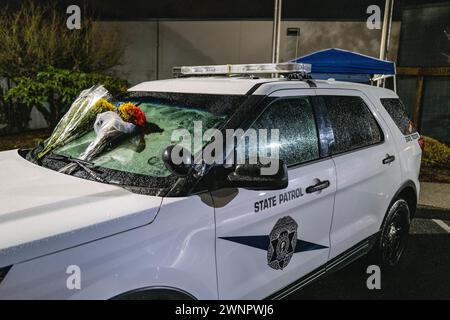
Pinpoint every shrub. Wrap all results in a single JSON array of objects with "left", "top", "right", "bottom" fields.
[
  {"left": 5, "top": 67, "right": 128, "bottom": 127},
  {"left": 0, "top": 88, "right": 32, "bottom": 133},
  {"left": 0, "top": 1, "right": 123, "bottom": 78},
  {"left": 0, "top": 1, "right": 124, "bottom": 132},
  {"left": 421, "top": 136, "right": 450, "bottom": 168}
]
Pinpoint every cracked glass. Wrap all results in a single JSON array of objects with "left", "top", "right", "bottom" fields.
[
  {"left": 322, "top": 96, "right": 382, "bottom": 154},
  {"left": 53, "top": 92, "right": 244, "bottom": 177},
  {"left": 381, "top": 98, "right": 417, "bottom": 135},
  {"left": 249, "top": 97, "right": 319, "bottom": 166}
]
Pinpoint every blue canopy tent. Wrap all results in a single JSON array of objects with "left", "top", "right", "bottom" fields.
[{"left": 292, "top": 48, "right": 396, "bottom": 85}]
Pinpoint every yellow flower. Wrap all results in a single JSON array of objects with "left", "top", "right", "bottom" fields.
[
  {"left": 117, "top": 102, "right": 135, "bottom": 122},
  {"left": 93, "top": 98, "right": 115, "bottom": 113}
]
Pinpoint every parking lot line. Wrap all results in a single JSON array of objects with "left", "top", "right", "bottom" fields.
[{"left": 432, "top": 219, "right": 450, "bottom": 233}]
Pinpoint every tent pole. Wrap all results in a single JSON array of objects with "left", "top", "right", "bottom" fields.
[
  {"left": 271, "top": 0, "right": 282, "bottom": 64},
  {"left": 378, "top": 0, "right": 394, "bottom": 87}
]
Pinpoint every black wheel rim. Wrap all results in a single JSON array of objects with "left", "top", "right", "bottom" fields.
[{"left": 381, "top": 206, "right": 409, "bottom": 266}]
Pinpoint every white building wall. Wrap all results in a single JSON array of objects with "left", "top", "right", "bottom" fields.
[{"left": 98, "top": 20, "right": 400, "bottom": 84}]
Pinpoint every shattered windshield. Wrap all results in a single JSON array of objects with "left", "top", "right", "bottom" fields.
[{"left": 34, "top": 86, "right": 246, "bottom": 181}]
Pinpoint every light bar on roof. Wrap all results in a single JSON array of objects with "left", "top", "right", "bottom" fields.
[
  {"left": 173, "top": 62, "right": 311, "bottom": 77},
  {"left": 230, "top": 63, "right": 311, "bottom": 74},
  {"left": 180, "top": 65, "right": 230, "bottom": 75}
]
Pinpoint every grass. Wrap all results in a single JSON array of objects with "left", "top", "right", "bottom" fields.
[
  {"left": 421, "top": 136, "right": 450, "bottom": 167},
  {"left": 420, "top": 136, "right": 450, "bottom": 183}
]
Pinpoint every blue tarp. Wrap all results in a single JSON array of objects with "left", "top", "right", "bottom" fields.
[{"left": 292, "top": 48, "right": 396, "bottom": 76}]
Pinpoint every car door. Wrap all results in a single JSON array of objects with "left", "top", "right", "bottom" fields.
[
  {"left": 213, "top": 89, "right": 336, "bottom": 299},
  {"left": 314, "top": 89, "right": 402, "bottom": 260}
]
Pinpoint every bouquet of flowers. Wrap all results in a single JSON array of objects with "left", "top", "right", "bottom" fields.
[
  {"left": 37, "top": 85, "right": 113, "bottom": 159},
  {"left": 59, "top": 101, "right": 147, "bottom": 174},
  {"left": 117, "top": 102, "right": 147, "bottom": 126}
]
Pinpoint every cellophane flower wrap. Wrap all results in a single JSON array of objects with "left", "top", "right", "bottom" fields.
[
  {"left": 59, "top": 111, "right": 136, "bottom": 174},
  {"left": 37, "top": 85, "right": 113, "bottom": 159}
]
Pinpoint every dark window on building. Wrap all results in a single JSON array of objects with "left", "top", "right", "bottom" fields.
[
  {"left": 380, "top": 98, "right": 417, "bottom": 136},
  {"left": 248, "top": 97, "right": 319, "bottom": 166},
  {"left": 419, "top": 77, "right": 450, "bottom": 145},
  {"left": 322, "top": 96, "right": 383, "bottom": 154}
]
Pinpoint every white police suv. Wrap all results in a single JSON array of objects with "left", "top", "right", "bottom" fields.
[{"left": 0, "top": 63, "right": 422, "bottom": 299}]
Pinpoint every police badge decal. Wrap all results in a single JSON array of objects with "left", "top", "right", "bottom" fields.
[{"left": 267, "top": 216, "right": 298, "bottom": 270}]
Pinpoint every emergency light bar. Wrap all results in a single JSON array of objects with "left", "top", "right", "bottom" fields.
[{"left": 173, "top": 62, "right": 311, "bottom": 77}]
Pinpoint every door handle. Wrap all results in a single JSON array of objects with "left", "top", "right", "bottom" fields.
[
  {"left": 382, "top": 154, "right": 396, "bottom": 165},
  {"left": 306, "top": 180, "right": 330, "bottom": 194}
]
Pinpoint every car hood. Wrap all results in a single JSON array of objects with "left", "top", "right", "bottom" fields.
[{"left": 0, "top": 150, "right": 163, "bottom": 268}]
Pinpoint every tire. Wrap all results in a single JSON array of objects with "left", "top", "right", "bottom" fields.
[
  {"left": 371, "top": 198, "right": 411, "bottom": 269},
  {"left": 112, "top": 288, "right": 195, "bottom": 300}
]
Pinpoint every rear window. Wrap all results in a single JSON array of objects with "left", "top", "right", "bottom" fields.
[
  {"left": 380, "top": 98, "right": 417, "bottom": 135},
  {"left": 322, "top": 96, "right": 383, "bottom": 155}
]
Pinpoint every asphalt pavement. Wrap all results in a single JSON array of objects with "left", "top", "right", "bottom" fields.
[{"left": 287, "top": 211, "right": 450, "bottom": 300}]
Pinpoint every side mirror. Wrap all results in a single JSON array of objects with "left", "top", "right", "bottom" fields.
[
  {"left": 227, "top": 159, "right": 288, "bottom": 190},
  {"left": 162, "top": 145, "right": 194, "bottom": 177}
]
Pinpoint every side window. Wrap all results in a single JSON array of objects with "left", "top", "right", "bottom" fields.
[
  {"left": 322, "top": 96, "right": 383, "bottom": 154},
  {"left": 249, "top": 97, "right": 319, "bottom": 166},
  {"left": 380, "top": 98, "right": 417, "bottom": 135}
]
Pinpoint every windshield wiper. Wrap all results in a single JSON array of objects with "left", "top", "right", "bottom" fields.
[{"left": 46, "top": 154, "right": 106, "bottom": 183}]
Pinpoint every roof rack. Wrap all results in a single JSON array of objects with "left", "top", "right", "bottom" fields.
[{"left": 173, "top": 62, "right": 311, "bottom": 78}]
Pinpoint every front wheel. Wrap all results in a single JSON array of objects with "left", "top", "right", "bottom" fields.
[{"left": 372, "top": 199, "right": 411, "bottom": 269}]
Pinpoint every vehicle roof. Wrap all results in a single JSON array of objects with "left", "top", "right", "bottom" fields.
[
  {"left": 312, "top": 79, "right": 398, "bottom": 98},
  {"left": 128, "top": 76, "right": 398, "bottom": 98},
  {"left": 128, "top": 77, "right": 271, "bottom": 95}
]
